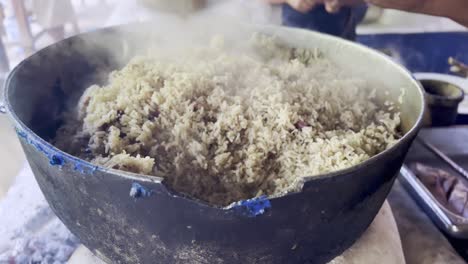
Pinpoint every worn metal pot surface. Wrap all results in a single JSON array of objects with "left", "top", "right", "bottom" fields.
[{"left": 3, "top": 22, "right": 424, "bottom": 264}]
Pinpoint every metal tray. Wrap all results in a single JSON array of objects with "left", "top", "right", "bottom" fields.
[
  {"left": 399, "top": 165, "right": 468, "bottom": 238},
  {"left": 400, "top": 127, "right": 468, "bottom": 238}
]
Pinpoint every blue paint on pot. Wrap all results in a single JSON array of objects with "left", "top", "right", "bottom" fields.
[
  {"left": 73, "top": 162, "right": 98, "bottom": 174},
  {"left": 15, "top": 128, "right": 101, "bottom": 172},
  {"left": 17, "top": 128, "right": 63, "bottom": 165},
  {"left": 49, "top": 154, "right": 65, "bottom": 166},
  {"left": 73, "top": 163, "right": 86, "bottom": 174},
  {"left": 233, "top": 196, "right": 272, "bottom": 217},
  {"left": 129, "top": 183, "right": 152, "bottom": 198},
  {"left": 16, "top": 129, "right": 28, "bottom": 139}
]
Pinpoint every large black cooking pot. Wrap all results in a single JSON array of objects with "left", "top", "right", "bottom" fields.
[{"left": 2, "top": 21, "right": 424, "bottom": 264}]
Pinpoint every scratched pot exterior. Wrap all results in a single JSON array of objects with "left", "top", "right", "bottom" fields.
[{"left": 4, "top": 23, "right": 425, "bottom": 264}]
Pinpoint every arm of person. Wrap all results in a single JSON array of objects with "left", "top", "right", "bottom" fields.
[{"left": 365, "top": 0, "right": 468, "bottom": 27}]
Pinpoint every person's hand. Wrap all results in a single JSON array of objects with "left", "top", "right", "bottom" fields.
[
  {"left": 266, "top": 0, "right": 317, "bottom": 13},
  {"left": 266, "top": 0, "right": 364, "bottom": 13},
  {"left": 322, "top": 0, "right": 365, "bottom": 13}
]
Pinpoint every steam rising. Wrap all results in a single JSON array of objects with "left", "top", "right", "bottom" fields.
[{"left": 80, "top": 0, "right": 281, "bottom": 71}]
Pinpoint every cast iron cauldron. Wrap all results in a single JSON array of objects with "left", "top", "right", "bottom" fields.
[{"left": 2, "top": 21, "right": 425, "bottom": 264}]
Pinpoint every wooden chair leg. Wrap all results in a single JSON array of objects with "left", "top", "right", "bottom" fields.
[
  {"left": 0, "top": 38, "right": 9, "bottom": 72},
  {"left": 11, "top": 0, "right": 34, "bottom": 55},
  {"left": 0, "top": 3, "right": 8, "bottom": 72}
]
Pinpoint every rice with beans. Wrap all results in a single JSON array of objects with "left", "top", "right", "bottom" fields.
[{"left": 54, "top": 34, "right": 401, "bottom": 206}]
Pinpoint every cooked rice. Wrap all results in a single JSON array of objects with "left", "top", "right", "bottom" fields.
[{"left": 54, "top": 34, "right": 401, "bottom": 206}]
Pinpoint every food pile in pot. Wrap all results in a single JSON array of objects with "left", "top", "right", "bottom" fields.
[{"left": 54, "top": 34, "right": 401, "bottom": 206}]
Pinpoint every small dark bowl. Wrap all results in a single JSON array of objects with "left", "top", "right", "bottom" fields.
[{"left": 419, "top": 79, "right": 465, "bottom": 127}]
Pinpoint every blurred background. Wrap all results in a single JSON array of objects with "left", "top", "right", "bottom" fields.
[{"left": 0, "top": 0, "right": 466, "bottom": 199}]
